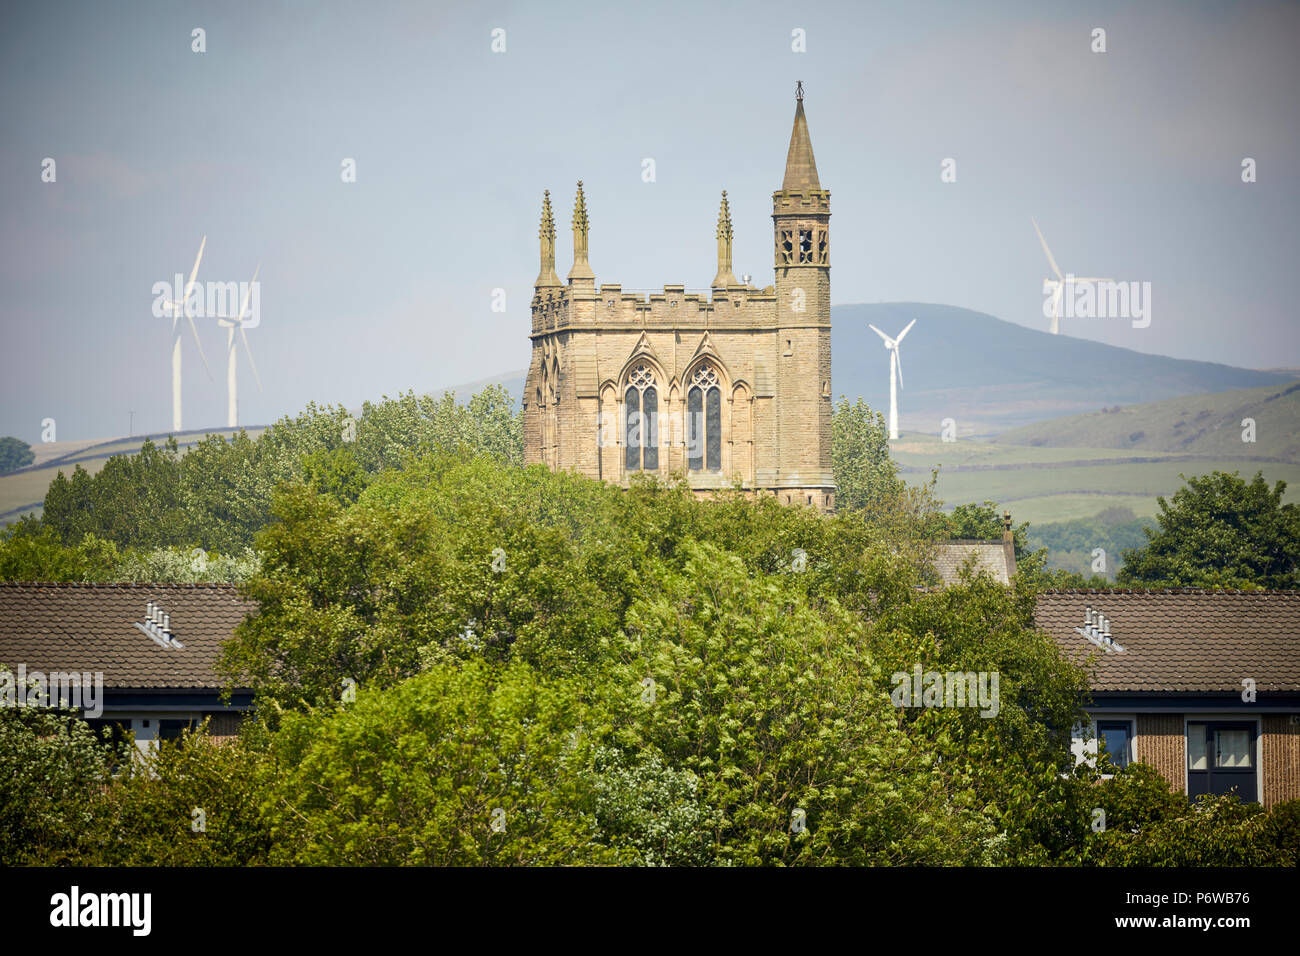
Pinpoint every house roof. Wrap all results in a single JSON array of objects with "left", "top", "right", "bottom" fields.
[
  {"left": 0, "top": 583, "right": 254, "bottom": 690},
  {"left": 1035, "top": 589, "right": 1300, "bottom": 694},
  {"left": 933, "top": 540, "right": 1015, "bottom": 585}
]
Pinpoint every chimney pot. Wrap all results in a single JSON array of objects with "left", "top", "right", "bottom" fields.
[{"left": 161, "top": 612, "right": 170, "bottom": 633}]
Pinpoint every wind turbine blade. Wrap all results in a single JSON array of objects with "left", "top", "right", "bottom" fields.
[
  {"left": 895, "top": 319, "right": 916, "bottom": 343},
  {"left": 1032, "top": 218, "right": 1062, "bottom": 279},
  {"left": 894, "top": 347, "right": 904, "bottom": 390},
  {"left": 240, "top": 325, "right": 262, "bottom": 392},
  {"left": 184, "top": 235, "right": 207, "bottom": 301},
  {"left": 186, "top": 313, "right": 215, "bottom": 381},
  {"left": 237, "top": 263, "right": 261, "bottom": 321},
  {"left": 868, "top": 323, "right": 891, "bottom": 344}
]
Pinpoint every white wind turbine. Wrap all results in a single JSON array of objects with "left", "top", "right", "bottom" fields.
[
  {"left": 213, "top": 264, "right": 262, "bottom": 427},
  {"left": 1033, "top": 217, "right": 1111, "bottom": 335},
  {"left": 868, "top": 318, "right": 915, "bottom": 440},
  {"left": 159, "top": 236, "right": 215, "bottom": 432}
]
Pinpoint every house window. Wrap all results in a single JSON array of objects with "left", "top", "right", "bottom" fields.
[
  {"left": 159, "top": 718, "right": 196, "bottom": 743},
  {"left": 687, "top": 365, "right": 721, "bottom": 472},
  {"left": 624, "top": 365, "right": 658, "bottom": 471},
  {"left": 1187, "top": 722, "right": 1257, "bottom": 802},
  {"left": 1096, "top": 720, "right": 1132, "bottom": 770}
]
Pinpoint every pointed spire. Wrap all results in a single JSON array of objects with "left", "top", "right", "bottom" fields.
[
  {"left": 535, "top": 190, "right": 561, "bottom": 288},
  {"left": 782, "top": 82, "right": 820, "bottom": 192},
  {"left": 568, "top": 180, "right": 594, "bottom": 282},
  {"left": 712, "top": 190, "right": 738, "bottom": 288}
]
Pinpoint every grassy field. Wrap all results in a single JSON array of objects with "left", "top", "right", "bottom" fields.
[
  {"left": 0, "top": 427, "right": 266, "bottom": 525},
  {"left": 892, "top": 433, "right": 1300, "bottom": 525},
  {"left": 996, "top": 381, "right": 1300, "bottom": 461}
]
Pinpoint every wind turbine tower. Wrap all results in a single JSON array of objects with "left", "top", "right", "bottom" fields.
[
  {"left": 868, "top": 318, "right": 915, "bottom": 440},
  {"left": 214, "top": 264, "right": 263, "bottom": 427},
  {"left": 159, "top": 237, "right": 214, "bottom": 431}
]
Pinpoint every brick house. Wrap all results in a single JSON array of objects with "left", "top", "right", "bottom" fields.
[
  {"left": 932, "top": 515, "right": 1018, "bottom": 586},
  {"left": 1035, "top": 589, "right": 1300, "bottom": 806},
  {"left": 0, "top": 583, "right": 254, "bottom": 751}
]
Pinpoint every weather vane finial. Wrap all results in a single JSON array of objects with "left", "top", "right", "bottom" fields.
[{"left": 796, "top": 80, "right": 804, "bottom": 101}]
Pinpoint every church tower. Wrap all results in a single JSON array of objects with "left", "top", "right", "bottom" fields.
[
  {"left": 522, "top": 85, "right": 835, "bottom": 511},
  {"left": 771, "top": 82, "right": 834, "bottom": 503}
]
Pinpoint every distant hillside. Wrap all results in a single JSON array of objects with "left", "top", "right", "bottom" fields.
[
  {"left": 994, "top": 381, "right": 1300, "bottom": 463},
  {"left": 831, "top": 304, "right": 1293, "bottom": 437},
  {"left": 428, "top": 371, "right": 526, "bottom": 405},
  {"left": 439, "top": 304, "right": 1292, "bottom": 438}
]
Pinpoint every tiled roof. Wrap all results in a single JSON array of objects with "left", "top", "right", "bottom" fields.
[
  {"left": 933, "top": 541, "right": 1014, "bottom": 585},
  {"left": 1035, "top": 589, "right": 1300, "bottom": 693},
  {"left": 0, "top": 583, "right": 255, "bottom": 690}
]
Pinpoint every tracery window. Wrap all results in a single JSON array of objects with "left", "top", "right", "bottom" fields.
[
  {"left": 624, "top": 365, "right": 658, "bottom": 471},
  {"left": 687, "top": 365, "right": 721, "bottom": 472},
  {"left": 778, "top": 230, "right": 794, "bottom": 265}
]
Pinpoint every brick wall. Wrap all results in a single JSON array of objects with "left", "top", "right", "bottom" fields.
[
  {"left": 205, "top": 711, "right": 244, "bottom": 742},
  {"left": 1136, "top": 714, "right": 1185, "bottom": 793},
  {"left": 1262, "top": 714, "right": 1300, "bottom": 808}
]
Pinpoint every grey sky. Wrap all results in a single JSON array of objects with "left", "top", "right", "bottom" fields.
[{"left": 2, "top": 0, "right": 1297, "bottom": 442}]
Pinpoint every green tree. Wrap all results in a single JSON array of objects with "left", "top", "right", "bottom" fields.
[
  {"left": 0, "top": 680, "right": 108, "bottom": 864},
  {"left": 588, "top": 746, "right": 717, "bottom": 866},
  {"left": 110, "top": 545, "right": 260, "bottom": 584},
  {"left": 616, "top": 541, "right": 999, "bottom": 865},
  {"left": 263, "top": 660, "right": 618, "bottom": 865},
  {"left": 1070, "top": 762, "right": 1280, "bottom": 866},
  {"left": 299, "top": 445, "right": 370, "bottom": 505},
  {"left": 831, "top": 397, "right": 905, "bottom": 512},
  {"left": 0, "top": 526, "right": 121, "bottom": 582},
  {"left": 74, "top": 726, "right": 273, "bottom": 866},
  {"left": 1119, "top": 471, "right": 1300, "bottom": 588},
  {"left": 935, "top": 500, "right": 1028, "bottom": 558},
  {"left": 220, "top": 455, "right": 640, "bottom": 709},
  {"left": 0, "top": 436, "right": 35, "bottom": 474},
  {"left": 41, "top": 439, "right": 186, "bottom": 547},
  {"left": 31, "top": 386, "right": 524, "bottom": 555}
]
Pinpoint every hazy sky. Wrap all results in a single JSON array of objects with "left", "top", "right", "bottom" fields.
[{"left": 2, "top": 0, "right": 1297, "bottom": 442}]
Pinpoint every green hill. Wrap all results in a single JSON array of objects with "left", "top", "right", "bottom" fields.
[
  {"left": 994, "top": 382, "right": 1300, "bottom": 462},
  {"left": 892, "top": 432, "right": 1300, "bottom": 525}
]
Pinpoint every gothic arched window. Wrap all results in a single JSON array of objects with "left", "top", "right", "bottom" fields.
[
  {"left": 687, "top": 365, "right": 721, "bottom": 472},
  {"left": 624, "top": 365, "right": 658, "bottom": 471}
]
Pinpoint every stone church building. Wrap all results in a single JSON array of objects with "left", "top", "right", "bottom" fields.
[{"left": 523, "top": 88, "right": 835, "bottom": 511}]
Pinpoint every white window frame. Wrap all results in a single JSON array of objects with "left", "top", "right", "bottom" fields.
[{"left": 1071, "top": 713, "right": 1136, "bottom": 778}]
